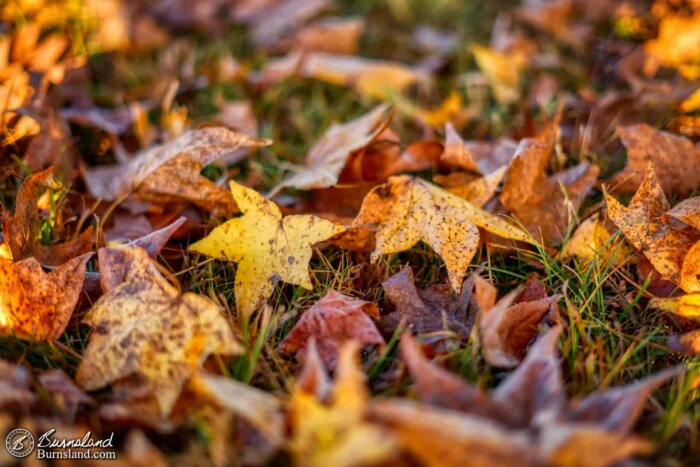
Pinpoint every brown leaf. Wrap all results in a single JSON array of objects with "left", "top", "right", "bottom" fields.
[
  {"left": 380, "top": 267, "right": 476, "bottom": 345},
  {"left": 479, "top": 277, "right": 559, "bottom": 368},
  {"left": 276, "top": 105, "right": 389, "bottom": 191},
  {"left": 278, "top": 290, "right": 385, "bottom": 370},
  {"left": 500, "top": 135, "right": 599, "bottom": 245},
  {"left": 3, "top": 169, "right": 94, "bottom": 265},
  {"left": 98, "top": 216, "right": 186, "bottom": 293},
  {"left": 369, "top": 399, "right": 538, "bottom": 467},
  {"left": 605, "top": 164, "right": 700, "bottom": 284},
  {"left": 0, "top": 359, "right": 35, "bottom": 408},
  {"left": 82, "top": 128, "right": 271, "bottom": 216},
  {"left": 440, "top": 123, "right": 517, "bottom": 175},
  {"left": 38, "top": 369, "right": 95, "bottom": 417},
  {"left": 612, "top": 124, "right": 700, "bottom": 196},
  {"left": 566, "top": 368, "right": 680, "bottom": 433},
  {"left": 399, "top": 333, "right": 505, "bottom": 419},
  {"left": 0, "top": 253, "right": 91, "bottom": 340}
]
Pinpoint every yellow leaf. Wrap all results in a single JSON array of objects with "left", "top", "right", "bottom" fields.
[
  {"left": 645, "top": 14, "right": 700, "bottom": 80},
  {"left": 560, "top": 215, "right": 631, "bottom": 266},
  {"left": 0, "top": 254, "right": 91, "bottom": 340},
  {"left": 76, "top": 247, "right": 242, "bottom": 416},
  {"left": 471, "top": 44, "right": 527, "bottom": 105},
  {"left": 189, "top": 181, "right": 344, "bottom": 317},
  {"left": 289, "top": 341, "right": 397, "bottom": 467},
  {"left": 650, "top": 294, "right": 700, "bottom": 323},
  {"left": 352, "top": 175, "right": 533, "bottom": 292}
]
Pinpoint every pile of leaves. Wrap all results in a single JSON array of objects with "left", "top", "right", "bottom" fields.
[{"left": 0, "top": 0, "right": 699, "bottom": 465}]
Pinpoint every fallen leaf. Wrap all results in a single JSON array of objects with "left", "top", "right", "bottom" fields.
[
  {"left": 76, "top": 247, "right": 242, "bottom": 416},
  {"left": 300, "top": 52, "right": 431, "bottom": 100},
  {"left": 605, "top": 164, "right": 700, "bottom": 284},
  {"left": 38, "top": 369, "right": 95, "bottom": 418},
  {"left": 440, "top": 123, "right": 517, "bottom": 175},
  {"left": 370, "top": 325, "right": 674, "bottom": 466},
  {"left": 288, "top": 341, "right": 398, "bottom": 467},
  {"left": 278, "top": 290, "right": 385, "bottom": 370},
  {"left": 276, "top": 105, "right": 389, "bottom": 191},
  {"left": 479, "top": 278, "right": 560, "bottom": 368},
  {"left": 380, "top": 266, "right": 476, "bottom": 344},
  {"left": 559, "top": 215, "right": 631, "bottom": 266},
  {"left": 98, "top": 216, "right": 187, "bottom": 293},
  {"left": 189, "top": 181, "right": 344, "bottom": 317},
  {"left": 649, "top": 294, "right": 700, "bottom": 323},
  {"left": 444, "top": 166, "right": 507, "bottom": 207},
  {"left": 2, "top": 168, "right": 94, "bottom": 265},
  {"left": 0, "top": 253, "right": 91, "bottom": 340},
  {"left": 82, "top": 128, "right": 271, "bottom": 216},
  {"left": 291, "top": 17, "right": 365, "bottom": 55},
  {"left": 644, "top": 13, "right": 700, "bottom": 80},
  {"left": 500, "top": 132, "right": 599, "bottom": 245},
  {"left": 191, "top": 371, "right": 284, "bottom": 444},
  {"left": 352, "top": 175, "right": 533, "bottom": 292},
  {"left": 471, "top": 44, "right": 527, "bottom": 105},
  {"left": 611, "top": 124, "right": 700, "bottom": 196},
  {"left": 667, "top": 329, "right": 700, "bottom": 356}
]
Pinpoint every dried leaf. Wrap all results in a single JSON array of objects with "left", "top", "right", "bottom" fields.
[
  {"left": 76, "top": 247, "right": 242, "bottom": 416},
  {"left": 99, "top": 216, "right": 186, "bottom": 293},
  {"left": 560, "top": 215, "right": 631, "bottom": 266},
  {"left": 605, "top": 164, "right": 700, "bottom": 284},
  {"left": 440, "top": 123, "right": 517, "bottom": 175},
  {"left": 479, "top": 278, "right": 559, "bottom": 368},
  {"left": 500, "top": 137, "right": 599, "bottom": 245},
  {"left": 189, "top": 181, "right": 344, "bottom": 316},
  {"left": 191, "top": 371, "right": 284, "bottom": 444},
  {"left": 3, "top": 168, "right": 94, "bottom": 265},
  {"left": 353, "top": 175, "right": 533, "bottom": 292},
  {"left": 380, "top": 267, "right": 475, "bottom": 343},
  {"left": 82, "top": 128, "right": 271, "bottom": 216},
  {"left": 612, "top": 124, "right": 700, "bottom": 196},
  {"left": 278, "top": 290, "right": 385, "bottom": 370},
  {"left": 471, "top": 44, "right": 527, "bottom": 105},
  {"left": 0, "top": 253, "right": 91, "bottom": 340},
  {"left": 276, "top": 105, "right": 388, "bottom": 190},
  {"left": 289, "top": 341, "right": 398, "bottom": 467},
  {"left": 649, "top": 294, "right": 700, "bottom": 323}
]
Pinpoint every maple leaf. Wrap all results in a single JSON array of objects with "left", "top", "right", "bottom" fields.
[
  {"left": 500, "top": 121, "right": 599, "bottom": 245},
  {"left": 559, "top": 214, "right": 631, "bottom": 266},
  {"left": 0, "top": 253, "right": 91, "bottom": 341},
  {"left": 190, "top": 371, "right": 284, "bottom": 445},
  {"left": 644, "top": 13, "right": 700, "bottom": 80},
  {"left": 275, "top": 105, "right": 389, "bottom": 191},
  {"left": 98, "top": 216, "right": 187, "bottom": 293},
  {"left": 278, "top": 290, "right": 385, "bottom": 370},
  {"left": 370, "top": 326, "right": 677, "bottom": 467},
  {"left": 477, "top": 276, "right": 560, "bottom": 368},
  {"left": 82, "top": 128, "right": 271, "bottom": 216},
  {"left": 189, "top": 181, "right": 344, "bottom": 317},
  {"left": 440, "top": 123, "right": 517, "bottom": 175},
  {"left": 2, "top": 168, "right": 94, "bottom": 266},
  {"left": 379, "top": 266, "right": 476, "bottom": 346},
  {"left": 352, "top": 175, "right": 533, "bottom": 292},
  {"left": 288, "top": 341, "right": 398, "bottom": 467},
  {"left": 605, "top": 164, "right": 700, "bottom": 284},
  {"left": 611, "top": 124, "right": 700, "bottom": 196},
  {"left": 76, "top": 247, "right": 242, "bottom": 416}
]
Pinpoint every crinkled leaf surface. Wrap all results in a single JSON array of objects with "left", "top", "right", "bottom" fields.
[{"left": 189, "top": 181, "right": 344, "bottom": 316}]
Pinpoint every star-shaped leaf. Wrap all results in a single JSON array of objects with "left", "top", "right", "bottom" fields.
[
  {"left": 352, "top": 175, "right": 532, "bottom": 292},
  {"left": 189, "top": 181, "right": 344, "bottom": 316},
  {"left": 76, "top": 247, "right": 242, "bottom": 416},
  {"left": 278, "top": 290, "right": 385, "bottom": 370}
]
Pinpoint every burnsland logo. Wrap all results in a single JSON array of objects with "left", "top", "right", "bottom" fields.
[
  {"left": 5, "top": 428, "right": 35, "bottom": 458},
  {"left": 5, "top": 428, "right": 117, "bottom": 460}
]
